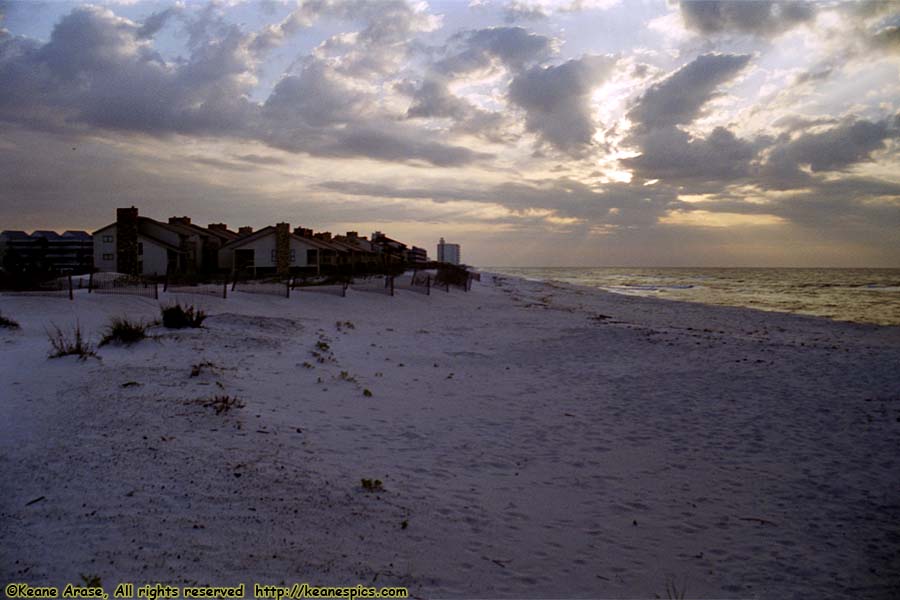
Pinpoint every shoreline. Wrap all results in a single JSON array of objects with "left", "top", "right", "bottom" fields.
[
  {"left": 2, "top": 275, "right": 899, "bottom": 598},
  {"left": 484, "top": 267, "right": 900, "bottom": 328}
]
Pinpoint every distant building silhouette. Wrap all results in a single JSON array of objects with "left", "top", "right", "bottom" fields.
[{"left": 0, "top": 229, "right": 93, "bottom": 274}]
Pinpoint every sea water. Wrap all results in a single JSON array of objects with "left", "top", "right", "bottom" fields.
[{"left": 486, "top": 267, "right": 900, "bottom": 326}]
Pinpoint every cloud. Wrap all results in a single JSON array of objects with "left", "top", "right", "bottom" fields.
[
  {"left": 760, "top": 116, "right": 899, "bottom": 187},
  {"left": 0, "top": 5, "right": 259, "bottom": 135},
  {"left": 136, "top": 6, "right": 180, "bottom": 39},
  {"left": 870, "top": 25, "right": 900, "bottom": 52},
  {"left": 292, "top": 0, "right": 441, "bottom": 76},
  {"left": 401, "top": 26, "right": 554, "bottom": 140},
  {"left": 406, "top": 77, "right": 474, "bottom": 120},
  {"left": 502, "top": 2, "right": 548, "bottom": 23},
  {"left": 234, "top": 153, "right": 286, "bottom": 166},
  {"left": 497, "top": 0, "right": 620, "bottom": 22},
  {"left": 508, "top": 54, "right": 616, "bottom": 154},
  {"left": 678, "top": 1, "right": 816, "bottom": 37},
  {"left": 628, "top": 52, "right": 751, "bottom": 131},
  {"left": 436, "top": 26, "right": 554, "bottom": 77},
  {"left": 264, "top": 57, "right": 369, "bottom": 127},
  {"left": 0, "top": 2, "right": 489, "bottom": 167},
  {"left": 313, "top": 126, "right": 493, "bottom": 167},
  {"left": 623, "top": 125, "right": 761, "bottom": 185}
]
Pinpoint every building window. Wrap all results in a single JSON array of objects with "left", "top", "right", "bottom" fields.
[
  {"left": 138, "top": 242, "right": 143, "bottom": 256},
  {"left": 102, "top": 253, "right": 114, "bottom": 260},
  {"left": 307, "top": 249, "right": 318, "bottom": 264},
  {"left": 290, "top": 249, "right": 296, "bottom": 263},
  {"left": 102, "top": 235, "right": 113, "bottom": 243},
  {"left": 271, "top": 249, "right": 277, "bottom": 263}
]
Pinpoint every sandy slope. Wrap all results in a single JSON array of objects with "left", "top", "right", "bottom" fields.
[{"left": 1, "top": 275, "right": 899, "bottom": 599}]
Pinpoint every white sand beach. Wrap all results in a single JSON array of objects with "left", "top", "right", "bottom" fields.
[{"left": 2, "top": 275, "right": 899, "bottom": 599}]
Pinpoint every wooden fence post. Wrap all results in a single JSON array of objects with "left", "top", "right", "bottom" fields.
[
  {"left": 88, "top": 271, "right": 93, "bottom": 293},
  {"left": 426, "top": 274, "right": 431, "bottom": 296},
  {"left": 68, "top": 275, "right": 74, "bottom": 301},
  {"left": 223, "top": 279, "right": 228, "bottom": 300}
]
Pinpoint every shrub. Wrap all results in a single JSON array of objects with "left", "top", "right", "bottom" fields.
[
  {"left": 99, "top": 316, "right": 148, "bottom": 347},
  {"left": 77, "top": 575, "right": 102, "bottom": 588},
  {"left": 190, "top": 361, "right": 216, "bottom": 377},
  {"left": 161, "top": 302, "right": 206, "bottom": 329},
  {"left": 664, "top": 576, "right": 687, "bottom": 600},
  {"left": 199, "top": 395, "right": 245, "bottom": 415},
  {"left": 47, "top": 322, "right": 96, "bottom": 360},
  {"left": 0, "top": 312, "right": 20, "bottom": 329},
  {"left": 361, "top": 478, "right": 383, "bottom": 492}
]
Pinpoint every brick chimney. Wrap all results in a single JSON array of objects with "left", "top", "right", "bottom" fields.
[
  {"left": 275, "top": 223, "right": 291, "bottom": 275},
  {"left": 169, "top": 216, "right": 191, "bottom": 226},
  {"left": 294, "top": 227, "right": 313, "bottom": 238},
  {"left": 314, "top": 232, "right": 332, "bottom": 241},
  {"left": 238, "top": 226, "right": 254, "bottom": 236},
  {"left": 208, "top": 223, "right": 229, "bottom": 233},
  {"left": 116, "top": 207, "right": 139, "bottom": 276},
  {"left": 345, "top": 231, "right": 358, "bottom": 240}
]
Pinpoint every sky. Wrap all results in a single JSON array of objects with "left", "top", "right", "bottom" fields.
[{"left": 0, "top": 0, "right": 898, "bottom": 267}]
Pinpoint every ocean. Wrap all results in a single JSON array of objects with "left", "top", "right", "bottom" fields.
[{"left": 485, "top": 267, "right": 900, "bottom": 326}]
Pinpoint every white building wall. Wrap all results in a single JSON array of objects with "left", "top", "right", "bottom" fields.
[
  {"left": 240, "top": 235, "right": 277, "bottom": 268},
  {"left": 290, "top": 237, "right": 321, "bottom": 267},
  {"left": 138, "top": 236, "right": 169, "bottom": 276},
  {"left": 142, "top": 221, "right": 205, "bottom": 270},
  {"left": 94, "top": 224, "right": 117, "bottom": 272},
  {"left": 141, "top": 221, "right": 181, "bottom": 247},
  {"left": 218, "top": 233, "right": 326, "bottom": 270}
]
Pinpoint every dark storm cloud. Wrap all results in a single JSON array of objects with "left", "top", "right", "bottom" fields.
[
  {"left": 508, "top": 54, "right": 616, "bottom": 155},
  {"left": 628, "top": 53, "right": 751, "bottom": 131},
  {"left": 679, "top": 1, "right": 816, "bottom": 37}
]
